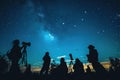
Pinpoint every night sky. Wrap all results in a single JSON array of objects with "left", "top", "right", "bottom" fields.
[{"left": 0, "top": 0, "right": 120, "bottom": 66}]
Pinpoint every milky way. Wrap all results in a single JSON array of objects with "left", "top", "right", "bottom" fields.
[{"left": 0, "top": 0, "right": 120, "bottom": 66}]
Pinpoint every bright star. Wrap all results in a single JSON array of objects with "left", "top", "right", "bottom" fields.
[{"left": 62, "top": 22, "right": 65, "bottom": 25}]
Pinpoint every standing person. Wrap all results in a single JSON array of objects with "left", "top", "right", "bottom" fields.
[
  {"left": 40, "top": 52, "right": 51, "bottom": 75},
  {"left": 7, "top": 39, "right": 23, "bottom": 73},
  {"left": 86, "top": 45, "right": 107, "bottom": 75},
  {"left": 87, "top": 45, "right": 98, "bottom": 63}
]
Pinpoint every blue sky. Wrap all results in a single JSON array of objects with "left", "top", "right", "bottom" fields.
[{"left": 0, "top": 0, "right": 120, "bottom": 66}]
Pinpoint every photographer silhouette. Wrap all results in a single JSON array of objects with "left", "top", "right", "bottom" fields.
[
  {"left": 7, "top": 40, "right": 31, "bottom": 73},
  {"left": 7, "top": 40, "right": 23, "bottom": 73}
]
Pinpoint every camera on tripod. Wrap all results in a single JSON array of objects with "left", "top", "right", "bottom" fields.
[{"left": 22, "top": 42, "right": 31, "bottom": 47}]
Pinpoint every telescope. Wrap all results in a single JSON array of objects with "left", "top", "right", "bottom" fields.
[
  {"left": 21, "top": 42, "right": 31, "bottom": 66},
  {"left": 22, "top": 42, "right": 31, "bottom": 46},
  {"left": 69, "top": 53, "right": 73, "bottom": 60}
]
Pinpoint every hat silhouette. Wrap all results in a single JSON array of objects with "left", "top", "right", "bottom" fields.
[{"left": 88, "top": 45, "right": 95, "bottom": 49}]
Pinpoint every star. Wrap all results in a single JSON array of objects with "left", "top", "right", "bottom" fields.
[
  {"left": 102, "top": 30, "right": 105, "bottom": 33},
  {"left": 62, "top": 22, "right": 65, "bottom": 25},
  {"left": 84, "top": 10, "right": 87, "bottom": 14},
  {"left": 81, "top": 18, "right": 84, "bottom": 21}
]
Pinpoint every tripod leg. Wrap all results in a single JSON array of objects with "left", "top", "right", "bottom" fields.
[{"left": 25, "top": 52, "right": 27, "bottom": 66}]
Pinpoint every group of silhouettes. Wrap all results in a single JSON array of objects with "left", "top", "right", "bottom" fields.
[{"left": 0, "top": 39, "right": 120, "bottom": 80}]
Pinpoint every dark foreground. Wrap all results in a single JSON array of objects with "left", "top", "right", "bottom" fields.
[{"left": 0, "top": 69, "right": 120, "bottom": 80}]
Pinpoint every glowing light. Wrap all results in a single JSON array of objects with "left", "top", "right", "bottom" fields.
[
  {"left": 81, "top": 18, "right": 84, "bottom": 21},
  {"left": 48, "top": 33, "right": 54, "bottom": 40},
  {"left": 62, "top": 22, "right": 65, "bottom": 25},
  {"left": 84, "top": 10, "right": 87, "bottom": 14},
  {"left": 57, "top": 55, "right": 66, "bottom": 59},
  {"left": 42, "top": 31, "right": 55, "bottom": 41}
]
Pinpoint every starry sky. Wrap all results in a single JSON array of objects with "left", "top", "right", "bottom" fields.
[{"left": 0, "top": 0, "right": 120, "bottom": 66}]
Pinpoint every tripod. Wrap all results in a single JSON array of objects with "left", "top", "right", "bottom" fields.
[
  {"left": 21, "top": 46, "right": 28, "bottom": 67},
  {"left": 68, "top": 53, "right": 74, "bottom": 73}
]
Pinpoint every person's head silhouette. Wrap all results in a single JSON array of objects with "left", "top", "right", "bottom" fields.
[
  {"left": 75, "top": 58, "right": 80, "bottom": 63},
  {"left": 45, "top": 52, "right": 49, "bottom": 56},
  {"left": 88, "top": 45, "right": 95, "bottom": 49},
  {"left": 13, "top": 39, "right": 20, "bottom": 46},
  {"left": 60, "top": 58, "right": 65, "bottom": 63}
]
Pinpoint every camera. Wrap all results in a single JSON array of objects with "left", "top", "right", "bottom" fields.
[{"left": 22, "top": 42, "right": 31, "bottom": 46}]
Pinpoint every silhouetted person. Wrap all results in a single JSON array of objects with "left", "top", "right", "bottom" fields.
[
  {"left": 109, "top": 58, "right": 120, "bottom": 80},
  {"left": 92, "top": 62, "right": 107, "bottom": 73},
  {"left": 86, "top": 52, "right": 108, "bottom": 80},
  {"left": 87, "top": 45, "right": 98, "bottom": 63},
  {"left": 109, "top": 57, "right": 120, "bottom": 72},
  {"left": 55, "top": 58, "right": 68, "bottom": 80},
  {"left": 40, "top": 52, "right": 51, "bottom": 75},
  {"left": 72, "top": 58, "right": 84, "bottom": 80},
  {"left": 7, "top": 39, "right": 23, "bottom": 73},
  {"left": 0, "top": 54, "right": 8, "bottom": 74},
  {"left": 109, "top": 57, "right": 115, "bottom": 72},
  {"left": 73, "top": 58, "right": 84, "bottom": 74},
  {"left": 114, "top": 58, "right": 120, "bottom": 72}
]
